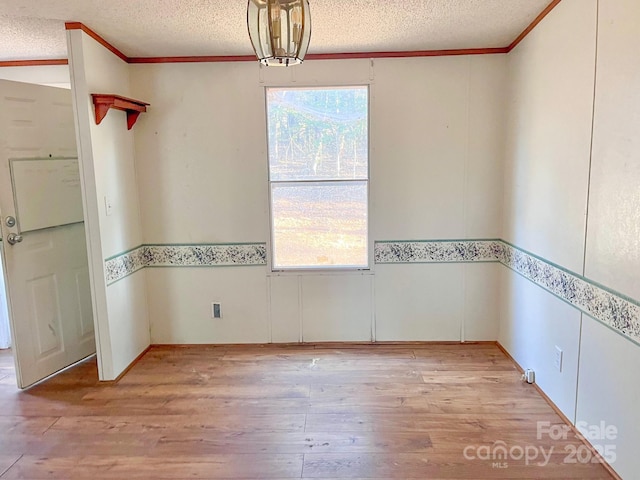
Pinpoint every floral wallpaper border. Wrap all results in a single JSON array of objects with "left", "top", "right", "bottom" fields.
[
  {"left": 374, "top": 239, "right": 503, "bottom": 264},
  {"left": 105, "top": 243, "right": 267, "bottom": 285},
  {"left": 144, "top": 243, "right": 267, "bottom": 268},
  {"left": 105, "top": 239, "right": 640, "bottom": 345},
  {"left": 375, "top": 239, "right": 640, "bottom": 345},
  {"left": 500, "top": 241, "right": 640, "bottom": 346},
  {"left": 104, "top": 246, "right": 147, "bottom": 286}
]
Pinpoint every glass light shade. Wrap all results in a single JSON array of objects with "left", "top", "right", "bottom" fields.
[{"left": 247, "top": 0, "right": 311, "bottom": 66}]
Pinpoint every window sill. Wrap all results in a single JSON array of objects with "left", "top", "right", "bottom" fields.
[{"left": 267, "top": 268, "right": 373, "bottom": 277}]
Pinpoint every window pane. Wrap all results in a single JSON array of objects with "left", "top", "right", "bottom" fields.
[
  {"left": 271, "top": 182, "right": 368, "bottom": 268},
  {"left": 267, "top": 87, "right": 368, "bottom": 181}
]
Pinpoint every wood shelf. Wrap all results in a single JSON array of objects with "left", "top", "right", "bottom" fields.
[{"left": 91, "top": 94, "right": 150, "bottom": 130}]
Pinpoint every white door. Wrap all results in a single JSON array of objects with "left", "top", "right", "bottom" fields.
[{"left": 0, "top": 80, "right": 96, "bottom": 388}]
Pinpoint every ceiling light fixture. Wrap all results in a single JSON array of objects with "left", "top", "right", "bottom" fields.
[{"left": 247, "top": 0, "right": 311, "bottom": 66}]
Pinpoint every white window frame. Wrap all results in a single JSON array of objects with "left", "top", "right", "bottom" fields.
[{"left": 265, "top": 85, "right": 371, "bottom": 274}]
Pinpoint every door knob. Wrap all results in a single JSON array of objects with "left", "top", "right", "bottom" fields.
[{"left": 7, "top": 233, "right": 23, "bottom": 245}]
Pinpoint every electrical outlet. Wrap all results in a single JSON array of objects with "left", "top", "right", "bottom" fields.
[
  {"left": 211, "top": 302, "right": 222, "bottom": 319},
  {"left": 554, "top": 346, "right": 563, "bottom": 372}
]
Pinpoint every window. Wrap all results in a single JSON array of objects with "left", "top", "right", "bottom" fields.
[{"left": 267, "top": 86, "right": 369, "bottom": 270}]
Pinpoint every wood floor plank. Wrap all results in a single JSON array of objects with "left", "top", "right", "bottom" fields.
[
  {"left": 304, "top": 412, "right": 564, "bottom": 434},
  {"left": 118, "top": 368, "right": 426, "bottom": 386},
  {"left": 0, "top": 396, "right": 172, "bottom": 417},
  {"left": 50, "top": 413, "right": 306, "bottom": 435},
  {"left": 0, "top": 416, "right": 59, "bottom": 435},
  {"left": 2, "top": 454, "right": 304, "bottom": 479},
  {"left": 0, "top": 432, "right": 160, "bottom": 456},
  {"left": 0, "top": 455, "right": 22, "bottom": 478},
  {"left": 302, "top": 453, "right": 612, "bottom": 479},
  {"left": 0, "top": 345, "right": 614, "bottom": 479},
  {"left": 80, "top": 383, "right": 311, "bottom": 400},
  {"left": 150, "top": 431, "right": 433, "bottom": 455},
  {"left": 162, "top": 396, "right": 311, "bottom": 415}
]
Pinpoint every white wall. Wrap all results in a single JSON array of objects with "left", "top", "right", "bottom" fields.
[
  {"left": 0, "top": 65, "right": 71, "bottom": 89},
  {"left": 577, "top": 319, "right": 640, "bottom": 480},
  {"left": 502, "top": 0, "right": 597, "bottom": 274},
  {"left": 500, "top": 0, "right": 597, "bottom": 418},
  {"left": 501, "top": 0, "right": 640, "bottom": 477},
  {"left": 577, "top": 0, "right": 640, "bottom": 478},
  {"left": 130, "top": 56, "right": 507, "bottom": 344},
  {"left": 584, "top": 0, "right": 640, "bottom": 302},
  {"left": 499, "top": 268, "right": 582, "bottom": 419},
  {"left": 372, "top": 55, "right": 505, "bottom": 342},
  {"left": 67, "top": 30, "right": 150, "bottom": 379}
]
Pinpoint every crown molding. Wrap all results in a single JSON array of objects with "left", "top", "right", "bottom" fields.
[
  {"left": 64, "top": 21, "right": 128, "bottom": 62},
  {"left": 0, "top": 59, "right": 68, "bottom": 67},
  {"left": 508, "top": 0, "right": 562, "bottom": 52},
  {"left": 1, "top": 1, "right": 562, "bottom": 67}
]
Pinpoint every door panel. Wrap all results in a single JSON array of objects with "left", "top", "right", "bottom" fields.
[
  {"left": 75, "top": 267, "right": 94, "bottom": 339},
  {"left": 0, "top": 79, "right": 96, "bottom": 388},
  {"left": 29, "top": 273, "right": 63, "bottom": 357}
]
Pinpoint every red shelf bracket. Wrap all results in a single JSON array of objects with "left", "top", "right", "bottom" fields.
[{"left": 91, "top": 94, "right": 150, "bottom": 130}]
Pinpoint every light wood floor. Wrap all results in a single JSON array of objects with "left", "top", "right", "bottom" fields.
[{"left": 0, "top": 344, "right": 613, "bottom": 479}]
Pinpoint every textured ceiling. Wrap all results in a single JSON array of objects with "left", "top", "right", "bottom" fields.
[{"left": 0, "top": 0, "right": 551, "bottom": 61}]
